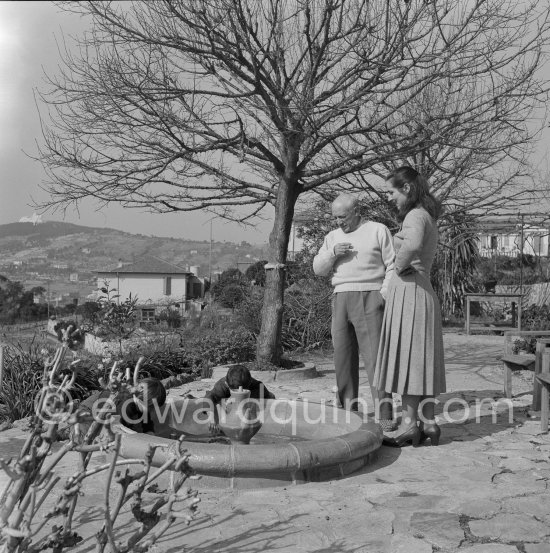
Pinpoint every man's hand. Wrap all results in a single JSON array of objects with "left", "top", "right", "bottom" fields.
[{"left": 333, "top": 243, "right": 354, "bottom": 256}]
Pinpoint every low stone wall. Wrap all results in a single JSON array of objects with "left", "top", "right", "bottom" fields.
[
  {"left": 83, "top": 331, "right": 181, "bottom": 357},
  {"left": 84, "top": 333, "right": 111, "bottom": 356},
  {"left": 208, "top": 362, "right": 318, "bottom": 383}
]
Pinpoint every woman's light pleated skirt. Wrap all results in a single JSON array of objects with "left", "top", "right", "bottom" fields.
[{"left": 374, "top": 271, "right": 446, "bottom": 396}]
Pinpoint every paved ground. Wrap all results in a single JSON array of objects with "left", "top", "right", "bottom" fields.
[{"left": 1, "top": 331, "right": 550, "bottom": 553}]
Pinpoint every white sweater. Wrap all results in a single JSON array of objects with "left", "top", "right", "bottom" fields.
[{"left": 312, "top": 221, "right": 395, "bottom": 297}]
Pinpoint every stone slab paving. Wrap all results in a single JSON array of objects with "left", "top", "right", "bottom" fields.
[{"left": 1, "top": 331, "right": 550, "bottom": 552}]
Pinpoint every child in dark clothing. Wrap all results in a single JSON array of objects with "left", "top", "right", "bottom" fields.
[
  {"left": 202, "top": 365, "right": 275, "bottom": 435},
  {"left": 205, "top": 365, "right": 275, "bottom": 405},
  {"left": 78, "top": 377, "right": 167, "bottom": 435},
  {"left": 122, "top": 377, "right": 167, "bottom": 433}
]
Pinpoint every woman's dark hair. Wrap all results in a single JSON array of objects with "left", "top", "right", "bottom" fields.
[{"left": 387, "top": 166, "right": 442, "bottom": 220}]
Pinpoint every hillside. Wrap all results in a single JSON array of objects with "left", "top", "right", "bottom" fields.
[{"left": 0, "top": 221, "right": 268, "bottom": 289}]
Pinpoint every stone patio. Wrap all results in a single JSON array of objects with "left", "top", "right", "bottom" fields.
[{"left": 1, "top": 331, "right": 549, "bottom": 552}]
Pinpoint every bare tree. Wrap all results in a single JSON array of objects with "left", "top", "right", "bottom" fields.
[{"left": 37, "top": 0, "right": 550, "bottom": 363}]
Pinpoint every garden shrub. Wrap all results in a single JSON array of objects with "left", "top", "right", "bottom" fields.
[
  {"left": 0, "top": 344, "right": 45, "bottom": 423},
  {"left": 121, "top": 342, "right": 194, "bottom": 380},
  {"left": 114, "top": 326, "right": 256, "bottom": 380},
  {"left": 156, "top": 306, "right": 182, "bottom": 328},
  {"left": 512, "top": 337, "right": 538, "bottom": 355},
  {"left": 283, "top": 279, "right": 333, "bottom": 350},
  {"left": 235, "top": 278, "right": 333, "bottom": 352},
  {"left": 521, "top": 304, "right": 550, "bottom": 331},
  {"left": 0, "top": 340, "right": 102, "bottom": 423},
  {"left": 211, "top": 268, "right": 249, "bottom": 307},
  {"left": 80, "top": 282, "right": 139, "bottom": 353},
  {"left": 179, "top": 327, "right": 256, "bottom": 370},
  {"left": 236, "top": 287, "right": 264, "bottom": 335},
  {"left": 53, "top": 319, "right": 85, "bottom": 349},
  {"left": 218, "top": 283, "right": 246, "bottom": 308}
]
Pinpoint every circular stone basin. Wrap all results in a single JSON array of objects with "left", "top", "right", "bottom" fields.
[{"left": 113, "top": 398, "right": 382, "bottom": 489}]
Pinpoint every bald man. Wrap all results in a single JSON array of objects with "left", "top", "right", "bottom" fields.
[{"left": 313, "top": 194, "right": 395, "bottom": 427}]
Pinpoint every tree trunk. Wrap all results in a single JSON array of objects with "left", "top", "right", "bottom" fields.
[{"left": 256, "top": 178, "right": 299, "bottom": 365}]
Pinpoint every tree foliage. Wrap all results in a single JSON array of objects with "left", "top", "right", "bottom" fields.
[
  {"left": 0, "top": 280, "right": 48, "bottom": 323},
  {"left": 81, "top": 281, "right": 139, "bottom": 355},
  {"left": 245, "top": 260, "right": 268, "bottom": 286},
  {"left": 211, "top": 268, "right": 248, "bottom": 307}
]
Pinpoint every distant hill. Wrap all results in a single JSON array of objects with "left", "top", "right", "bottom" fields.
[
  {"left": 0, "top": 221, "right": 268, "bottom": 278},
  {"left": 0, "top": 221, "right": 100, "bottom": 239}
]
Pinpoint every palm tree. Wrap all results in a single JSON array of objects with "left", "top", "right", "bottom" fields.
[{"left": 432, "top": 212, "right": 481, "bottom": 319}]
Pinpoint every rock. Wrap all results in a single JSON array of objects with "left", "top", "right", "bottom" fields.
[
  {"left": 457, "top": 499, "right": 501, "bottom": 518},
  {"left": 461, "top": 545, "right": 520, "bottom": 552},
  {"left": 492, "top": 472, "right": 547, "bottom": 494},
  {"left": 351, "top": 536, "right": 391, "bottom": 553},
  {"left": 469, "top": 514, "right": 549, "bottom": 542},
  {"left": 501, "top": 494, "right": 550, "bottom": 520},
  {"left": 409, "top": 512, "right": 464, "bottom": 550},
  {"left": 496, "top": 457, "right": 539, "bottom": 472},
  {"left": 524, "top": 544, "right": 550, "bottom": 553},
  {"left": 161, "top": 373, "right": 195, "bottom": 390},
  {"left": 0, "top": 421, "right": 13, "bottom": 432},
  {"left": 390, "top": 535, "right": 432, "bottom": 553},
  {"left": 273, "top": 364, "right": 318, "bottom": 382}
]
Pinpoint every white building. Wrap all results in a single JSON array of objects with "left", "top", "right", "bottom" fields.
[
  {"left": 478, "top": 227, "right": 549, "bottom": 258},
  {"left": 96, "top": 256, "right": 206, "bottom": 323}
]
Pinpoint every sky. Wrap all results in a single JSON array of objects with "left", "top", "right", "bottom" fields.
[
  {"left": 0, "top": 1, "right": 274, "bottom": 244},
  {"left": 1, "top": 2, "right": 550, "bottom": 245}
]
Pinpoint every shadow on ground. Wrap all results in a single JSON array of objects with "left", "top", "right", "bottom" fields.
[{"left": 160, "top": 510, "right": 371, "bottom": 553}]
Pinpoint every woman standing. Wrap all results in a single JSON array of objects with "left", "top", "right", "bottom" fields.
[{"left": 374, "top": 166, "right": 446, "bottom": 447}]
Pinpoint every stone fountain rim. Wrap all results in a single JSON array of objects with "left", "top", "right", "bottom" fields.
[{"left": 114, "top": 399, "right": 382, "bottom": 476}]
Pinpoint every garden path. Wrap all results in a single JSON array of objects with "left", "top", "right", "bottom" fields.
[{"left": 1, "top": 331, "right": 549, "bottom": 552}]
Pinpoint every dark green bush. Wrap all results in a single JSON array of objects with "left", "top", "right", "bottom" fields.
[
  {"left": 121, "top": 346, "right": 193, "bottom": 380},
  {"left": 53, "top": 320, "right": 85, "bottom": 349},
  {"left": 512, "top": 337, "right": 538, "bottom": 354},
  {"left": 521, "top": 304, "right": 550, "bottom": 331},
  {"left": 0, "top": 340, "right": 102, "bottom": 423},
  {"left": 119, "top": 326, "right": 255, "bottom": 378},
  {"left": 219, "top": 284, "right": 246, "bottom": 308},
  {"left": 235, "top": 278, "right": 333, "bottom": 351},
  {"left": 211, "top": 268, "right": 249, "bottom": 307},
  {"left": 156, "top": 307, "right": 182, "bottom": 328},
  {"left": 0, "top": 344, "right": 45, "bottom": 423},
  {"left": 179, "top": 327, "right": 256, "bottom": 369},
  {"left": 283, "top": 280, "right": 333, "bottom": 350}
]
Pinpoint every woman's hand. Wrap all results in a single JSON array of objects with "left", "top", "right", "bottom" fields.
[{"left": 398, "top": 266, "right": 417, "bottom": 276}]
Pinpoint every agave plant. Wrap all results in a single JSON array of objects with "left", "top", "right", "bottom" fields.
[{"left": 432, "top": 211, "right": 481, "bottom": 319}]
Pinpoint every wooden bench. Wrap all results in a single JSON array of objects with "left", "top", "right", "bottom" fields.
[
  {"left": 536, "top": 352, "right": 550, "bottom": 433},
  {"left": 502, "top": 331, "right": 550, "bottom": 400},
  {"left": 502, "top": 354, "right": 536, "bottom": 399}
]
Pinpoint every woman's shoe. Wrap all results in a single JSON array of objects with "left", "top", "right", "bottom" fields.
[
  {"left": 418, "top": 422, "right": 441, "bottom": 446},
  {"left": 379, "top": 419, "right": 398, "bottom": 432},
  {"left": 382, "top": 425, "right": 421, "bottom": 447}
]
